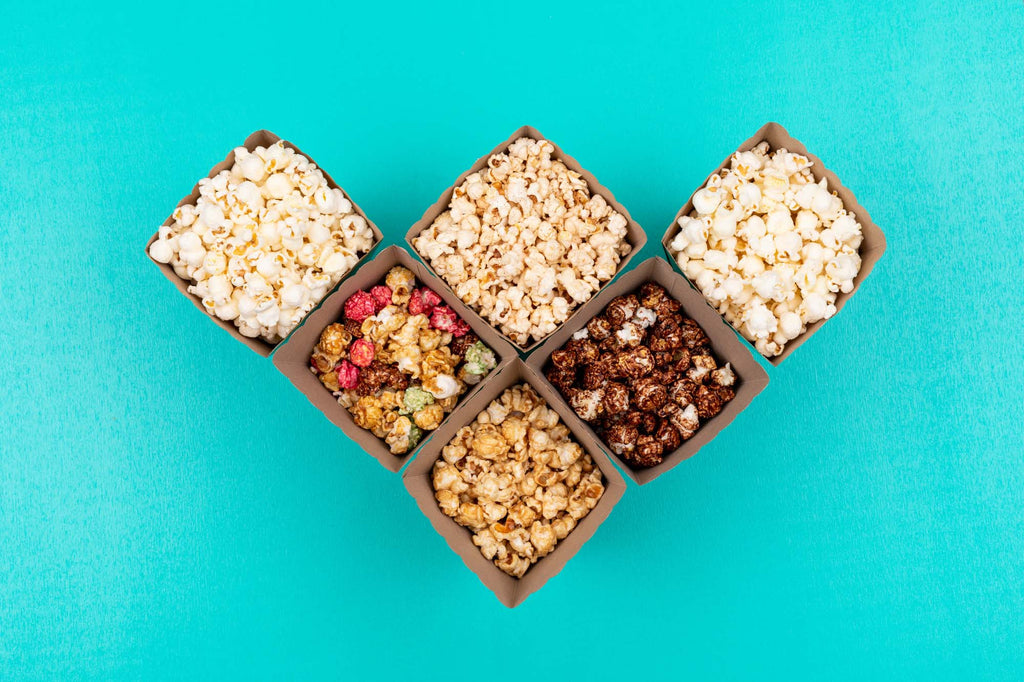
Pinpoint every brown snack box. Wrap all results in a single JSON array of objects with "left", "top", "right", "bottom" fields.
[
  {"left": 401, "top": 358, "right": 627, "bottom": 608},
  {"left": 527, "top": 257, "right": 769, "bottom": 486},
  {"left": 661, "top": 122, "right": 887, "bottom": 365},
  {"left": 145, "top": 130, "right": 384, "bottom": 357},
  {"left": 405, "top": 125, "right": 648, "bottom": 354},
  {"left": 272, "top": 245, "right": 517, "bottom": 472}
]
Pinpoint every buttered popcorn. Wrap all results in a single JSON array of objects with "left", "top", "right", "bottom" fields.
[
  {"left": 311, "top": 266, "right": 498, "bottom": 456},
  {"left": 149, "top": 141, "right": 375, "bottom": 343},
  {"left": 668, "top": 143, "right": 864, "bottom": 358},
  {"left": 412, "top": 137, "right": 632, "bottom": 346},
  {"left": 432, "top": 383, "right": 605, "bottom": 578}
]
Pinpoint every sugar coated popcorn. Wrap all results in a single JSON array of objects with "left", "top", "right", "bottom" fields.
[
  {"left": 668, "top": 142, "right": 864, "bottom": 358},
  {"left": 412, "top": 137, "right": 632, "bottom": 346},
  {"left": 149, "top": 141, "right": 375, "bottom": 343},
  {"left": 432, "top": 383, "right": 605, "bottom": 577},
  {"left": 310, "top": 266, "right": 498, "bottom": 455}
]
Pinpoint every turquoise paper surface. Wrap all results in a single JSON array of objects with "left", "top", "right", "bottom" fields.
[{"left": 1, "top": 1, "right": 1022, "bottom": 679}]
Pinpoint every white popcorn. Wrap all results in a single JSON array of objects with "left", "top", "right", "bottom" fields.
[
  {"left": 703, "top": 249, "right": 730, "bottom": 273},
  {"left": 801, "top": 292, "right": 830, "bottom": 323},
  {"left": 669, "top": 144, "right": 864, "bottom": 358},
  {"left": 214, "top": 300, "right": 239, "bottom": 322},
  {"left": 744, "top": 300, "right": 778, "bottom": 338},
  {"left": 149, "top": 141, "right": 373, "bottom": 344},
  {"left": 826, "top": 253, "right": 860, "bottom": 293},
  {"left": 692, "top": 186, "right": 724, "bottom": 215},
  {"left": 412, "top": 137, "right": 632, "bottom": 346},
  {"left": 178, "top": 231, "right": 201, "bottom": 252},
  {"left": 765, "top": 209, "right": 794, "bottom": 235},
  {"left": 181, "top": 246, "right": 206, "bottom": 269},
  {"left": 256, "top": 304, "right": 280, "bottom": 328},
  {"left": 830, "top": 213, "right": 862, "bottom": 245},
  {"left": 778, "top": 311, "right": 803, "bottom": 340},
  {"left": 738, "top": 215, "right": 767, "bottom": 242},
  {"left": 280, "top": 282, "right": 310, "bottom": 308},
  {"left": 711, "top": 210, "right": 737, "bottom": 239},
  {"left": 795, "top": 209, "right": 820, "bottom": 238},
  {"left": 149, "top": 238, "right": 174, "bottom": 264},
  {"left": 322, "top": 250, "right": 355, "bottom": 275},
  {"left": 736, "top": 182, "right": 761, "bottom": 208},
  {"left": 207, "top": 274, "right": 232, "bottom": 303},
  {"left": 775, "top": 231, "right": 803, "bottom": 262}
]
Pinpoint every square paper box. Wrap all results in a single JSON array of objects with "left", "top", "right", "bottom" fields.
[
  {"left": 405, "top": 125, "right": 648, "bottom": 355},
  {"left": 527, "top": 257, "right": 770, "bottom": 486},
  {"left": 661, "top": 122, "right": 887, "bottom": 365},
  {"left": 145, "top": 130, "right": 384, "bottom": 357},
  {"left": 402, "top": 359, "right": 627, "bottom": 608},
  {"left": 272, "top": 245, "right": 517, "bottom": 473}
]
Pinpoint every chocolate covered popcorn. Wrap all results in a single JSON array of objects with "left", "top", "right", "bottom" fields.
[
  {"left": 412, "top": 136, "right": 632, "bottom": 346},
  {"left": 310, "top": 266, "right": 497, "bottom": 455},
  {"left": 431, "top": 383, "right": 605, "bottom": 578},
  {"left": 149, "top": 141, "right": 375, "bottom": 344},
  {"left": 544, "top": 283, "right": 737, "bottom": 469},
  {"left": 668, "top": 142, "right": 865, "bottom": 358}
]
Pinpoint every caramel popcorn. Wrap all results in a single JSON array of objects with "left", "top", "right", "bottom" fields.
[
  {"left": 309, "top": 266, "right": 499, "bottom": 456},
  {"left": 351, "top": 396, "right": 385, "bottom": 431},
  {"left": 412, "top": 137, "right": 633, "bottom": 346},
  {"left": 544, "top": 282, "right": 737, "bottom": 469},
  {"left": 413, "top": 404, "right": 445, "bottom": 431},
  {"left": 318, "top": 323, "right": 352, "bottom": 356},
  {"left": 432, "top": 383, "right": 605, "bottom": 577}
]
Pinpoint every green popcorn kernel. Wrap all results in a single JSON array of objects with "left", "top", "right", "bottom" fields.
[
  {"left": 408, "top": 424, "right": 424, "bottom": 449},
  {"left": 464, "top": 341, "right": 497, "bottom": 374},
  {"left": 403, "top": 386, "right": 435, "bottom": 413}
]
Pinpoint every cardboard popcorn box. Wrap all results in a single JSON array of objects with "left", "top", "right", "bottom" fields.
[
  {"left": 146, "top": 130, "right": 383, "bottom": 356},
  {"left": 528, "top": 257, "right": 770, "bottom": 485},
  {"left": 406, "top": 125, "right": 647, "bottom": 354},
  {"left": 272, "top": 245, "right": 516, "bottom": 472},
  {"left": 661, "top": 122, "right": 887, "bottom": 364},
  {"left": 402, "top": 359, "right": 627, "bottom": 607}
]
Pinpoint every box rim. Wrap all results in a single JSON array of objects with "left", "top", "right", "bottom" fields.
[
  {"left": 526, "top": 256, "right": 770, "bottom": 485},
  {"left": 404, "top": 124, "right": 648, "bottom": 355},
  {"left": 660, "top": 121, "right": 887, "bottom": 366},
  {"left": 144, "top": 129, "right": 384, "bottom": 358}
]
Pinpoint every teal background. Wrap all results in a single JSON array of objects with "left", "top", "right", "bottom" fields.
[{"left": 2, "top": 1, "right": 1023, "bottom": 679}]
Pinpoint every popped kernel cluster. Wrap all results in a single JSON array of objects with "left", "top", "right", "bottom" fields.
[
  {"left": 432, "top": 383, "right": 605, "bottom": 577},
  {"left": 149, "top": 141, "right": 375, "bottom": 343},
  {"left": 668, "top": 142, "right": 864, "bottom": 358},
  {"left": 544, "top": 283, "right": 736, "bottom": 469},
  {"left": 412, "top": 137, "right": 632, "bottom": 346},
  {"left": 311, "top": 266, "right": 497, "bottom": 455}
]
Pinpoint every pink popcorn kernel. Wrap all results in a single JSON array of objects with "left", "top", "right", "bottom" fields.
[
  {"left": 451, "top": 319, "right": 471, "bottom": 337},
  {"left": 349, "top": 338, "right": 376, "bottom": 367},
  {"left": 421, "top": 288, "right": 442, "bottom": 308},
  {"left": 408, "top": 287, "right": 443, "bottom": 316},
  {"left": 344, "top": 291, "right": 377, "bottom": 322},
  {"left": 429, "top": 305, "right": 462, "bottom": 332},
  {"left": 369, "top": 285, "right": 392, "bottom": 311},
  {"left": 336, "top": 360, "right": 360, "bottom": 389}
]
